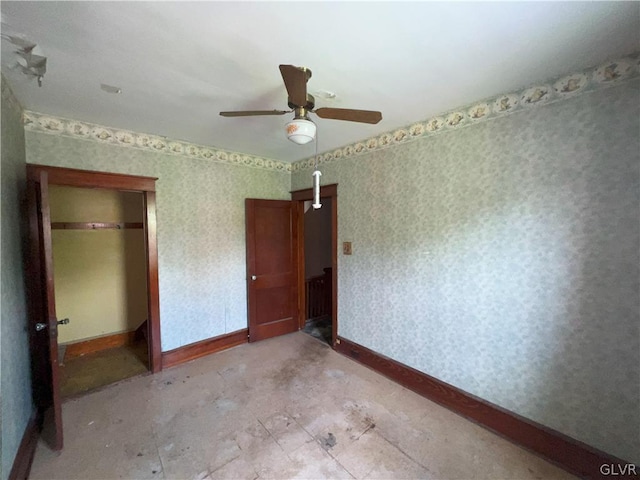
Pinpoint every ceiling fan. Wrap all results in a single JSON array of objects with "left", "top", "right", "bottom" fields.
[{"left": 220, "top": 65, "right": 382, "bottom": 144}]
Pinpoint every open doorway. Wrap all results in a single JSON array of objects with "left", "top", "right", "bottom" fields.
[
  {"left": 301, "top": 198, "right": 332, "bottom": 345},
  {"left": 49, "top": 186, "right": 149, "bottom": 397},
  {"left": 292, "top": 184, "right": 338, "bottom": 348},
  {"left": 26, "top": 164, "right": 160, "bottom": 450}
]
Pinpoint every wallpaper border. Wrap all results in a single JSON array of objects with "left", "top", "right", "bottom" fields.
[
  {"left": 293, "top": 52, "right": 640, "bottom": 171},
  {"left": 18, "top": 52, "right": 639, "bottom": 174},
  {"left": 22, "top": 111, "right": 292, "bottom": 173}
]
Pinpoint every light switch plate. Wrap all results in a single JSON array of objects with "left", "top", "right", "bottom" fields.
[{"left": 343, "top": 242, "right": 352, "bottom": 255}]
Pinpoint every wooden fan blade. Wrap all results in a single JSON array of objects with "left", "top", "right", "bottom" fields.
[
  {"left": 220, "top": 110, "right": 289, "bottom": 117},
  {"left": 279, "top": 65, "right": 310, "bottom": 107},
  {"left": 314, "top": 108, "right": 382, "bottom": 124}
]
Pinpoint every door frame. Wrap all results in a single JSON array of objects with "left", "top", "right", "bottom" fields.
[
  {"left": 26, "top": 164, "right": 162, "bottom": 373},
  {"left": 291, "top": 184, "right": 338, "bottom": 348}
]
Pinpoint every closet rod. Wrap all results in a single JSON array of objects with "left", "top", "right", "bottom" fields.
[{"left": 51, "top": 222, "right": 144, "bottom": 230}]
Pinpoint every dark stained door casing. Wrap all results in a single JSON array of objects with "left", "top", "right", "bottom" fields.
[{"left": 245, "top": 199, "right": 299, "bottom": 342}]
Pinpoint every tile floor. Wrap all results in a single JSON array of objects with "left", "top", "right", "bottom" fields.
[{"left": 30, "top": 332, "right": 576, "bottom": 480}]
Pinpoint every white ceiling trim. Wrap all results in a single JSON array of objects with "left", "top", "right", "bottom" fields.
[
  {"left": 22, "top": 111, "right": 291, "bottom": 173},
  {"left": 293, "top": 52, "right": 640, "bottom": 172}
]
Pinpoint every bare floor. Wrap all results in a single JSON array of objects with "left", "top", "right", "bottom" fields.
[
  {"left": 60, "top": 341, "right": 149, "bottom": 397},
  {"left": 31, "top": 332, "right": 576, "bottom": 480}
]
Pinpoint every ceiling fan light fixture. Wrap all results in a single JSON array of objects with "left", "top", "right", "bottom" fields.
[{"left": 285, "top": 118, "right": 316, "bottom": 145}]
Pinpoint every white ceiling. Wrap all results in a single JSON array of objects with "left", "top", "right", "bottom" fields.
[{"left": 2, "top": 2, "right": 639, "bottom": 162}]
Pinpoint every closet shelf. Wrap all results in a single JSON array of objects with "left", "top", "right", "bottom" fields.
[{"left": 51, "top": 222, "right": 144, "bottom": 230}]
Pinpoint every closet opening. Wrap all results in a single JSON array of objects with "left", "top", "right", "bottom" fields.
[
  {"left": 27, "top": 164, "right": 160, "bottom": 448},
  {"left": 50, "top": 186, "right": 150, "bottom": 397}
]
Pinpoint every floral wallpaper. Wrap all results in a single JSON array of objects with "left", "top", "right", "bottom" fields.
[
  {"left": 293, "top": 52, "right": 640, "bottom": 171},
  {"left": 23, "top": 111, "right": 291, "bottom": 173},
  {"left": 24, "top": 132, "right": 291, "bottom": 352},
  {"left": 1, "top": 76, "right": 32, "bottom": 479},
  {"left": 12, "top": 51, "right": 640, "bottom": 467},
  {"left": 292, "top": 79, "right": 640, "bottom": 463}
]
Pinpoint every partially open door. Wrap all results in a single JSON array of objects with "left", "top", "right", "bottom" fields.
[
  {"left": 245, "top": 199, "right": 298, "bottom": 342},
  {"left": 27, "top": 171, "right": 63, "bottom": 450}
]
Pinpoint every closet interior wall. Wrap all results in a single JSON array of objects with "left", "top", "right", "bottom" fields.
[{"left": 49, "top": 186, "right": 148, "bottom": 346}]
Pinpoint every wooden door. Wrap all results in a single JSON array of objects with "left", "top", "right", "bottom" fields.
[
  {"left": 27, "top": 171, "right": 63, "bottom": 450},
  {"left": 26, "top": 164, "right": 162, "bottom": 374},
  {"left": 245, "top": 199, "right": 298, "bottom": 342}
]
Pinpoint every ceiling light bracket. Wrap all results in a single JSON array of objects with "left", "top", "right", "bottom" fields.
[{"left": 293, "top": 106, "right": 310, "bottom": 120}]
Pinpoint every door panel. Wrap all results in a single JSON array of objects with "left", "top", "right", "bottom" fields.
[
  {"left": 246, "top": 199, "right": 298, "bottom": 342},
  {"left": 255, "top": 286, "right": 290, "bottom": 324},
  {"left": 27, "top": 171, "right": 63, "bottom": 450}
]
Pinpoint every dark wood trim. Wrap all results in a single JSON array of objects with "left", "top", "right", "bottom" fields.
[
  {"left": 25, "top": 176, "right": 47, "bottom": 416},
  {"left": 294, "top": 200, "right": 306, "bottom": 330},
  {"left": 37, "top": 171, "right": 64, "bottom": 450},
  {"left": 291, "top": 200, "right": 301, "bottom": 338},
  {"left": 330, "top": 192, "right": 337, "bottom": 347},
  {"left": 244, "top": 199, "right": 257, "bottom": 341},
  {"left": 143, "top": 191, "right": 162, "bottom": 373},
  {"left": 291, "top": 183, "right": 338, "bottom": 201},
  {"left": 63, "top": 331, "right": 138, "bottom": 361},
  {"left": 8, "top": 410, "right": 41, "bottom": 480},
  {"left": 27, "top": 164, "right": 157, "bottom": 192},
  {"left": 291, "top": 184, "right": 338, "bottom": 347},
  {"left": 162, "top": 329, "right": 248, "bottom": 369},
  {"left": 25, "top": 164, "right": 162, "bottom": 375},
  {"left": 335, "top": 336, "right": 637, "bottom": 480},
  {"left": 51, "top": 222, "right": 143, "bottom": 230}
]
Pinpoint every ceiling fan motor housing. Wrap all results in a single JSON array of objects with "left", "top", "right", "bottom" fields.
[{"left": 288, "top": 93, "right": 315, "bottom": 111}]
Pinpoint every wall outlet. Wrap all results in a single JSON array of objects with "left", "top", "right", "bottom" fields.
[{"left": 343, "top": 242, "right": 352, "bottom": 255}]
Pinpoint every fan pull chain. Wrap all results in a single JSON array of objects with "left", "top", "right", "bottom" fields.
[
  {"left": 312, "top": 126, "right": 322, "bottom": 209},
  {"left": 314, "top": 127, "right": 319, "bottom": 171}
]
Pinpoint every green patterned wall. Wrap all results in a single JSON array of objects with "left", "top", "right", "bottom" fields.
[
  {"left": 292, "top": 80, "right": 640, "bottom": 463},
  {"left": 1, "top": 77, "right": 32, "bottom": 480},
  {"left": 24, "top": 132, "right": 291, "bottom": 352},
  {"left": 13, "top": 53, "right": 640, "bottom": 467}
]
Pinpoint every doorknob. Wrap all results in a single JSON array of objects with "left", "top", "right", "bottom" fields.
[
  {"left": 251, "top": 275, "right": 257, "bottom": 281},
  {"left": 35, "top": 318, "right": 69, "bottom": 332}
]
